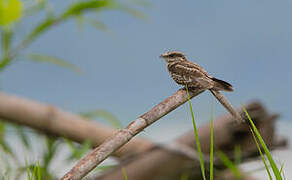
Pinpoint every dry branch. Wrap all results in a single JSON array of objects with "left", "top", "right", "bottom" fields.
[
  {"left": 93, "top": 102, "right": 286, "bottom": 180},
  {"left": 0, "top": 92, "right": 153, "bottom": 157},
  {"left": 209, "top": 89, "right": 243, "bottom": 123},
  {"left": 61, "top": 88, "right": 204, "bottom": 180}
]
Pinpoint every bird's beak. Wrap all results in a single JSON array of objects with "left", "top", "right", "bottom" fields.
[{"left": 159, "top": 54, "right": 166, "bottom": 59}]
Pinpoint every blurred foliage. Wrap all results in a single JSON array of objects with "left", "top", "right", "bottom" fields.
[
  {"left": 64, "top": 139, "right": 92, "bottom": 160},
  {"left": 0, "top": 0, "right": 146, "bottom": 71},
  {"left": 28, "top": 53, "right": 82, "bottom": 74},
  {"left": 0, "top": 0, "right": 147, "bottom": 178},
  {"left": 80, "top": 109, "right": 123, "bottom": 129},
  {"left": 0, "top": 0, "right": 22, "bottom": 26},
  {"left": 216, "top": 150, "right": 242, "bottom": 179}
]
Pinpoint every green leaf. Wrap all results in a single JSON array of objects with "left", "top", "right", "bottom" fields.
[
  {"left": 14, "top": 125, "right": 31, "bottom": 149},
  {"left": 234, "top": 145, "right": 242, "bottom": 165},
  {"left": 0, "top": 56, "right": 12, "bottom": 70},
  {"left": 65, "top": 139, "right": 92, "bottom": 160},
  {"left": 242, "top": 105, "right": 283, "bottom": 180},
  {"left": 0, "top": 121, "right": 14, "bottom": 156},
  {"left": 186, "top": 86, "right": 206, "bottom": 180},
  {"left": 22, "top": 0, "right": 112, "bottom": 49},
  {"left": 95, "top": 165, "right": 116, "bottom": 171},
  {"left": 216, "top": 151, "right": 242, "bottom": 179},
  {"left": 80, "top": 110, "right": 122, "bottom": 128},
  {"left": 85, "top": 18, "right": 109, "bottom": 32},
  {"left": 60, "top": 0, "right": 112, "bottom": 19},
  {"left": 180, "top": 173, "right": 189, "bottom": 180},
  {"left": 0, "top": 138, "right": 13, "bottom": 155},
  {"left": 0, "top": 0, "right": 22, "bottom": 26},
  {"left": 0, "top": 27, "right": 13, "bottom": 70},
  {"left": 17, "top": 0, "right": 142, "bottom": 57},
  {"left": 23, "top": 0, "right": 47, "bottom": 17},
  {"left": 23, "top": 17, "right": 56, "bottom": 47},
  {"left": 0, "top": 120, "right": 5, "bottom": 138},
  {"left": 28, "top": 53, "right": 82, "bottom": 74},
  {"left": 249, "top": 127, "right": 272, "bottom": 180},
  {"left": 75, "top": 14, "right": 84, "bottom": 31},
  {"left": 43, "top": 137, "right": 58, "bottom": 170},
  {"left": 113, "top": 3, "right": 146, "bottom": 20},
  {"left": 77, "top": 140, "right": 91, "bottom": 157},
  {"left": 1, "top": 27, "right": 13, "bottom": 55}
]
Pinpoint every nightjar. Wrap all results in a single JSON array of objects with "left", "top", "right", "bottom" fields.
[{"left": 160, "top": 51, "right": 233, "bottom": 92}]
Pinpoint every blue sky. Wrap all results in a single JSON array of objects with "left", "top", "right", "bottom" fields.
[{"left": 1, "top": 0, "right": 292, "bottom": 128}]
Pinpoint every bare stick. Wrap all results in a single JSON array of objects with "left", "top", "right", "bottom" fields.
[
  {"left": 61, "top": 88, "right": 204, "bottom": 180},
  {"left": 209, "top": 89, "right": 243, "bottom": 123},
  {"left": 0, "top": 92, "right": 152, "bottom": 157}
]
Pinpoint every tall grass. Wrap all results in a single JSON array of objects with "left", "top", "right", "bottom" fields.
[
  {"left": 186, "top": 86, "right": 206, "bottom": 180},
  {"left": 216, "top": 151, "right": 242, "bottom": 179},
  {"left": 242, "top": 105, "right": 283, "bottom": 180},
  {"left": 249, "top": 127, "right": 272, "bottom": 180}
]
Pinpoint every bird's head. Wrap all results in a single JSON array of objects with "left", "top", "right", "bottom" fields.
[{"left": 160, "top": 51, "right": 187, "bottom": 63}]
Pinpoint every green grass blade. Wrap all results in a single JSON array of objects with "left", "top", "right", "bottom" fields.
[
  {"left": 85, "top": 18, "right": 109, "bottom": 32},
  {"left": 186, "top": 86, "right": 206, "bottom": 180},
  {"left": 36, "top": 162, "right": 41, "bottom": 180},
  {"left": 280, "top": 163, "right": 285, "bottom": 180},
  {"left": 1, "top": 28, "right": 13, "bottom": 56},
  {"left": 0, "top": 122, "right": 14, "bottom": 156},
  {"left": 95, "top": 165, "right": 116, "bottom": 171},
  {"left": 279, "top": 163, "right": 284, "bottom": 174},
  {"left": 25, "top": 159, "right": 32, "bottom": 180},
  {"left": 210, "top": 105, "right": 214, "bottom": 180},
  {"left": 23, "top": 0, "right": 47, "bottom": 17},
  {"left": 242, "top": 105, "right": 282, "bottom": 180},
  {"left": 64, "top": 139, "right": 91, "bottom": 160},
  {"left": 60, "top": 0, "right": 111, "bottom": 19},
  {"left": 14, "top": 125, "right": 31, "bottom": 149},
  {"left": 234, "top": 145, "right": 242, "bottom": 166},
  {"left": 28, "top": 53, "right": 82, "bottom": 74},
  {"left": 80, "top": 110, "right": 122, "bottom": 129},
  {"left": 122, "top": 167, "right": 128, "bottom": 180},
  {"left": 216, "top": 151, "right": 242, "bottom": 179},
  {"left": 180, "top": 172, "right": 189, "bottom": 180},
  {"left": 249, "top": 127, "right": 272, "bottom": 180},
  {"left": 0, "top": 28, "right": 13, "bottom": 69}
]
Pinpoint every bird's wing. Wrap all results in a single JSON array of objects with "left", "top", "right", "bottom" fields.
[
  {"left": 181, "top": 61, "right": 212, "bottom": 78},
  {"left": 170, "top": 61, "right": 214, "bottom": 89}
]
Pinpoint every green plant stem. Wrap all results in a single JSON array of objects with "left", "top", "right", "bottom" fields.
[
  {"left": 122, "top": 167, "right": 128, "bottom": 180},
  {"left": 249, "top": 127, "right": 272, "bottom": 180},
  {"left": 186, "top": 86, "right": 206, "bottom": 180},
  {"left": 242, "top": 105, "right": 282, "bottom": 180}
]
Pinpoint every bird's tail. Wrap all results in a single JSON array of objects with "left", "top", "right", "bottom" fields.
[{"left": 211, "top": 77, "right": 233, "bottom": 92}]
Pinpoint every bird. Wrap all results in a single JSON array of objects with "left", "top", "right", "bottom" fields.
[{"left": 160, "top": 50, "right": 233, "bottom": 92}]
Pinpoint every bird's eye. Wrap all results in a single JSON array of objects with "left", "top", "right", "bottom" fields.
[{"left": 168, "top": 54, "right": 174, "bottom": 58}]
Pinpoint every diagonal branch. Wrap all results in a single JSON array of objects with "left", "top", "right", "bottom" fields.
[
  {"left": 209, "top": 89, "right": 243, "bottom": 123},
  {"left": 61, "top": 88, "right": 204, "bottom": 180}
]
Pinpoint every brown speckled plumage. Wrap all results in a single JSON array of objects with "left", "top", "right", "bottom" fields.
[{"left": 160, "top": 51, "right": 233, "bottom": 92}]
